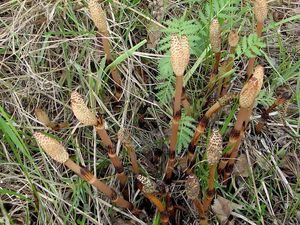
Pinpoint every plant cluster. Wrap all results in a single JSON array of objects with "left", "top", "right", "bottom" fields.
[{"left": 28, "top": 0, "right": 293, "bottom": 224}]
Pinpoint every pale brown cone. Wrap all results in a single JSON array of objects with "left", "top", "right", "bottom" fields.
[
  {"left": 239, "top": 65, "right": 264, "bottom": 108},
  {"left": 34, "top": 132, "right": 69, "bottom": 163},
  {"left": 185, "top": 174, "right": 200, "bottom": 200},
  {"left": 252, "top": 65, "right": 264, "bottom": 95},
  {"left": 88, "top": 0, "right": 108, "bottom": 35},
  {"left": 170, "top": 34, "right": 190, "bottom": 76},
  {"left": 35, "top": 108, "right": 51, "bottom": 126},
  {"left": 228, "top": 31, "right": 239, "bottom": 47},
  {"left": 253, "top": 0, "right": 268, "bottom": 23},
  {"left": 207, "top": 128, "right": 222, "bottom": 165},
  {"left": 70, "top": 91, "right": 98, "bottom": 126},
  {"left": 137, "top": 175, "right": 156, "bottom": 193},
  {"left": 209, "top": 19, "right": 221, "bottom": 53}
]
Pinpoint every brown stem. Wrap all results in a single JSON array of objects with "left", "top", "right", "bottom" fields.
[
  {"left": 256, "top": 22, "right": 263, "bottom": 38},
  {"left": 142, "top": 192, "right": 169, "bottom": 225},
  {"left": 186, "top": 93, "right": 238, "bottom": 174},
  {"left": 164, "top": 76, "right": 183, "bottom": 183},
  {"left": 207, "top": 52, "right": 221, "bottom": 94},
  {"left": 165, "top": 191, "right": 175, "bottom": 221},
  {"left": 64, "top": 159, "right": 133, "bottom": 210},
  {"left": 192, "top": 199, "right": 207, "bottom": 225},
  {"left": 256, "top": 96, "right": 289, "bottom": 133},
  {"left": 203, "top": 164, "right": 216, "bottom": 212},
  {"left": 181, "top": 88, "right": 192, "bottom": 116},
  {"left": 223, "top": 141, "right": 241, "bottom": 185},
  {"left": 220, "top": 47, "right": 236, "bottom": 97},
  {"left": 218, "top": 103, "right": 254, "bottom": 174},
  {"left": 213, "top": 52, "right": 221, "bottom": 75},
  {"left": 96, "top": 118, "right": 129, "bottom": 200},
  {"left": 123, "top": 139, "right": 140, "bottom": 175}
]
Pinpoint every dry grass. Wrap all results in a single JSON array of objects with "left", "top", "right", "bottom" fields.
[{"left": 0, "top": 0, "right": 299, "bottom": 225}]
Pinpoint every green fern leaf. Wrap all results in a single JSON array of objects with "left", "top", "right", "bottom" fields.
[{"left": 176, "top": 114, "right": 196, "bottom": 154}]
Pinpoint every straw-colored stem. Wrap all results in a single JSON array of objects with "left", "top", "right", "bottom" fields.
[
  {"left": 165, "top": 75, "right": 183, "bottom": 183},
  {"left": 203, "top": 164, "right": 216, "bottom": 212},
  {"left": 96, "top": 118, "right": 129, "bottom": 200},
  {"left": 186, "top": 93, "right": 237, "bottom": 174},
  {"left": 64, "top": 159, "right": 133, "bottom": 209}
]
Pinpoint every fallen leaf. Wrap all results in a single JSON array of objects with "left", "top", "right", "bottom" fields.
[
  {"left": 212, "top": 196, "right": 243, "bottom": 224},
  {"left": 233, "top": 154, "right": 250, "bottom": 177}
]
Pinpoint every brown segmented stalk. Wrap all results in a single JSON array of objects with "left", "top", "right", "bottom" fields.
[
  {"left": 185, "top": 174, "right": 206, "bottom": 224},
  {"left": 88, "top": 0, "right": 122, "bottom": 100},
  {"left": 164, "top": 34, "right": 190, "bottom": 183},
  {"left": 118, "top": 130, "right": 140, "bottom": 175},
  {"left": 206, "top": 18, "right": 221, "bottom": 94},
  {"left": 219, "top": 31, "right": 239, "bottom": 97},
  {"left": 33, "top": 132, "right": 133, "bottom": 210},
  {"left": 255, "top": 88, "right": 291, "bottom": 133},
  {"left": 96, "top": 117, "right": 129, "bottom": 200},
  {"left": 246, "top": 0, "right": 268, "bottom": 78},
  {"left": 209, "top": 19, "right": 221, "bottom": 75},
  {"left": 186, "top": 93, "right": 238, "bottom": 175},
  {"left": 165, "top": 191, "right": 175, "bottom": 221},
  {"left": 136, "top": 175, "right": 169, "bottom": 225},
  {"left": 203, "top": 128, "right": 222, "bottom": 216},
  {"left": 218, "top": 65, "right": 264, "bottom": 174},
  {"left": 70, "top": 91, "right": 129, "bottom": 200},
  {"left": 181, "top": 88, "right": 192, "bottom": 116}
]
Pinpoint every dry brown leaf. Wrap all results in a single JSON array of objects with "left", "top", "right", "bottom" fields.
[
  {"left": 212, "top": 196, "right": 243, "bottom": 224},
  {"left": 233, "top": 154, "right": 250, "bottom": 177}
]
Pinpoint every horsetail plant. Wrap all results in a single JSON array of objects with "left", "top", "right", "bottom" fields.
[
  {"left": 219, "top": 31, "right": 240, "bottom": 96},
  {"left": 209, "top": 19, "right": 221, "bottom": 76},
  {"left": 219, "top": 65, "right": 264, "bottom": 178},
  {"left": 33, "top": 132, "right": 134, "bottom": 210},
  {"left": 246, "top": 0, "right": 268, "bottom": 77},
  {"left": 118, "top": 129, "right": 140, "bottom": 175},
  {"left": 203, "top": 128, "right": 222, "bottom": 215},
  {"left": 137, "top": 175, "right": 169, "bottom": 225},
  {"left": 70, "top": 91, "right": 129, "bottom": 200},
  {"left": 88, "top": 0, "right": 123, "bottom": 100},
  {"left": 164, "top": 33, "right": 190, "bottom": 183},
  {"left": 186, "top": 93, "right": 238, "bottom": 175},
  {"left": 185, "top": 174, "right": 206, "bottom": 225}
]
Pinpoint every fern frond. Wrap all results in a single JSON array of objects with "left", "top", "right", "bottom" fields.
[
  {"left": 236, "top": 34, "right": 266, "bottom": 58},
  {"left": 176, "top": 113, "right": 196, "bottom": 154},
  {"left": 198, "top": 0, "right": 240, "bottom": 34},
  {"left": 156, "top": 56, "right": 175, "bottom": 105},
  {"left": 158, "top": 17, "right": 200, "bottom": 53}
]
